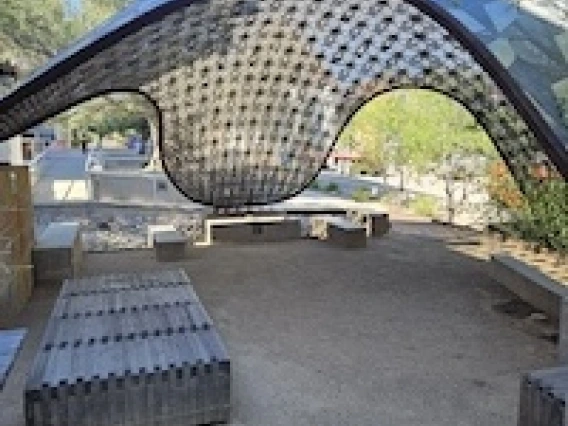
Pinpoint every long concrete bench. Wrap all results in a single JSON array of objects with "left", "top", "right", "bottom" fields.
[
  {"left": 204, "top": 216, "right": 302, "bottom": 245},
  {"left": 490, "top": 253, "right": 568, "bottom": 362},
  {"left": 32, "top": 222, "right": 82, "bottom": 286}
]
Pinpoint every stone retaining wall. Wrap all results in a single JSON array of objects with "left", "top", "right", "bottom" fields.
[{"left": 34, "top": 203, "right": 206, "bottom": 252}]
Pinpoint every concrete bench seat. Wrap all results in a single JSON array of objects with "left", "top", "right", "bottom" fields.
[
  {"left": 490, "top": 253, "right": 568, "bottom": 362},
  {"left": 154, "top": 230, "right": 190, "bottom": 262},
  {"left": 25, "top": 270, "right": 230, "bottom": 426},
  {"left": 0, "top": 328, "right": 26, "bottom": 391},
  {"left": 32, "top": 222, "right": 82, "bottom": 286},
  {"left": 327, "top": 217, "right": 367, "bottom": 249},
  {"left": 347, "top": 209, "right": 391, "bottom": 238},
  {"left": 204, "top": 216, "right": 302, "bottom": 245},
  {"left": 147, "top": 224, "right": 176, "bottom": 248}
]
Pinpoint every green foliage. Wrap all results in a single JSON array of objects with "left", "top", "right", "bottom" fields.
[
  {"left": 0, "top": 1, "right": 147, "bottom": 139},
  {"left": 55, "top": 93, "right": 156, "bottom": 141},
  {"left": 324, "top": 182, "right": 339, "bottom": 193},
  {"left": 409, "top": 195, "right": 439, "bottom": 218},
  {"left": 309, "top": 180, "right": 320, "bottom": 190},
  {"left": 338, "top": 90, "right": 496, "bottom": 176},
  {"left": 509, "top": 180, "right": 568, "bottom": 254},
  {"left": 351, "top": 187, "right": 373, "bottom": 203},
  {"left": 0, "top": 0, "right": 130, "bottom": 73}
]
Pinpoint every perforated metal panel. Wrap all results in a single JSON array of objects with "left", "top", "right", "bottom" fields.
[{"left": 0, "top": 0, "right": 566, "bottom": 207}]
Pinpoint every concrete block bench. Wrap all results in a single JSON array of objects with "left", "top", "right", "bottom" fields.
[
  {"left": 154, "top": 230, "right": 190, "bottom": 262},
  {"left": 347, "top": 209, "right": 391, "bottom": 238},
  {"left": 32, "top": 222, "right": 82, "bottom": 286},
  {"left": 490, "top": 253, "right": 568, "bottom": 362},
  {"left": 25, "top": 269, "right": 230, "bottom": 426},
  {"left": 147, "top": 224, "right": 176, "bottom": 248},
  {"left": 204, "top": 216, "right": 302, "bottom": 245},
  {"left": 519, "top": 365, "right": 568, "bottom": 426},
  {"left": 0, "top": 328, "right": 26, "bottom": 391},
  {"left": 327, "top": 217, "right": 367, "bottom": 249}
]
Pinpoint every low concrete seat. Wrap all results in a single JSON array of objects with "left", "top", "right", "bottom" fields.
[
  {"left": 347, "top": 209, "right": 391, "bottom": 237},
  {"left": 154, "top": 230, "right": 189, "bottom": 262},
  {"left": 0, "top": 328, "right": 26, "bottom": 391},
  {"left": 490, "top": 253, "right": 568, "bottom": 362},
  {"left": 32, "top": 222, "right": 82, "bottom": 286},
  {"left": 327, "top": 217, "right": 367, "bottom": 249},
  {"left": 147, "top": 224, "right": 176, "bottom": 248},
  {"left": 309, "top": 215, "right": 339, "bottom": 240}
]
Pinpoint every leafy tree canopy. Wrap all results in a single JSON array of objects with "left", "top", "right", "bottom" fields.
[
  {"left": 338, "top": 89, "right": 497, "bottom": 174},
  {"left": 0, "top": 0, "right": 130, "bottom": 75}
]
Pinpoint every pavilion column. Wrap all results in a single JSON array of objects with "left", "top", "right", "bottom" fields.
[{"left": 146, "top": 114, "right": 162, "bottom": 171}]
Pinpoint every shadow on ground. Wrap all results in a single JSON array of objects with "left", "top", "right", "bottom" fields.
[{"left": 0, "top": 222, "right": 556, "bottom": 426}]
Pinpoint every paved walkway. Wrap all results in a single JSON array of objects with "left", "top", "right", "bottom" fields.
[
  {"left": 0, "top": 220, "right": 555, "bottom": 426},
  {"left": 32, "top": 148, "right": 89, "bottom": 203}
]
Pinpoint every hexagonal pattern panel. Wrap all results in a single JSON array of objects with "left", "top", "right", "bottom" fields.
[{"left": 0, "top": 0, "right": 565, "bottom": 207}]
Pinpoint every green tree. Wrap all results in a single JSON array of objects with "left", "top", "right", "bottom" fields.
[
  {"left": 0, "top": 0, "right": 129, "bottom": 77},
  {"left": 338, "top": 89, "right": 496, "bottom": 190}
]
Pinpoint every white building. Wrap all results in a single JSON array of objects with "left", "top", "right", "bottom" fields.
[{"left": 0, "top": 125, "right": 59, "bottom": 165}]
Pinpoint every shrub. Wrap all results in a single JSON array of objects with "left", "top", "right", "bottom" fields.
[
  {"left": 351, "top": 187, "right": 373, "bottom": 202},
  {"left": 486, "top": 161, "right": 524, "bottom": 210},
  {"left": 509, "top": 179, "right": 567, "bottom": 254},
  {"left": 325, "top": 182, "right": 339, "bottom": 193},
  {"left": 309, "top": 180, "right": 320, "bottom": 190},
  {"left": 409, "top": 195, "right": 438, "bottom": 218}
]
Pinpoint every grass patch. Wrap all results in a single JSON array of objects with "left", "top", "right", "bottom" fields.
[
  {"left": 351, "top": 187, "right": 373, "bottom": 203},
  {"left": 409, "top": 195, "right": 438, "bottom": 218},
  {"left": 324, "top": 182, "right": 339, "bottom": 193}
]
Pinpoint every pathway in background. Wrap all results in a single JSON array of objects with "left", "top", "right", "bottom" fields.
[{"left": 32, "top": 148, "right": 89, "bottom": 203}]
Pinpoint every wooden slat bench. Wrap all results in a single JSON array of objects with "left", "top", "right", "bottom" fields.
[
  {"left": 25, "top": 269, "right": 230, "bottom": 426},
  {"left": 490, "top": 253, "right": 568, "bottom": 362}
]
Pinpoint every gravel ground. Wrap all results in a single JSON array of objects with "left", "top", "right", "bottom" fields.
[{"left": 0, "top": 221, "right": 557, "bottom": 426}]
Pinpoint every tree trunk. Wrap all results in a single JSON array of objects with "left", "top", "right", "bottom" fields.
[
  {"left": 145, "top": 114, "right": 161, "bottom": 171},
  {"left": 446, "top": 175, "right": 454, "bottom": 224}
]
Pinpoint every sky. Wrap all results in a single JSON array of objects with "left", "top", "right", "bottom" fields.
[{"left": 64, "top": 0, "right": 82, "bottom": 18}]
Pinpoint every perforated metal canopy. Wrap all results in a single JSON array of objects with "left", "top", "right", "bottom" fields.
[{"left": 0, "top": 0, "right": 566, "bottom": 207}]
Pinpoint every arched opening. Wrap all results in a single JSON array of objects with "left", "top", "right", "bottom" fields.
[
  {"left": 0, "top": 2, "right": 567, "bottom": 426},
  {"left": 26, "top": 91, "right": 190, "bottom": 205},
  {"left": 0, "top": 0, "right": 565, "bottom": 208},
  {"left": 323, "top": 88, "right": 503, "bottom": 227}
]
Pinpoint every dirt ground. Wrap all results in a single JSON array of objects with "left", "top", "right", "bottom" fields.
[{"left": 0, "top": 220, "right": 557, "bottom": 426}]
